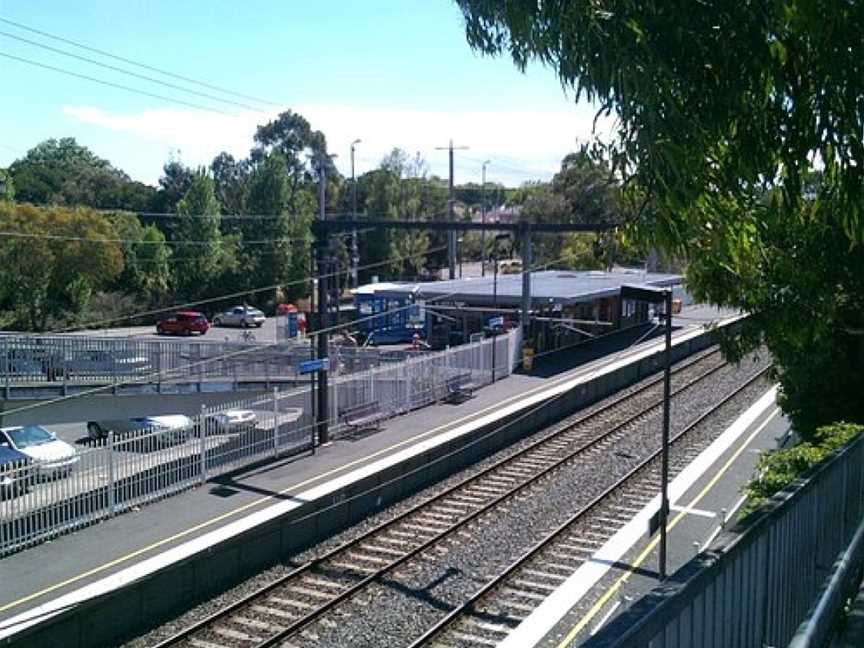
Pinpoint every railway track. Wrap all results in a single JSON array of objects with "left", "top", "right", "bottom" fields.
[
  {"left": 409, "top": 365, "right": 772, "bottom": 648},
  {"left": 155, "top": 348, "right": 728, "bottom": 648}
]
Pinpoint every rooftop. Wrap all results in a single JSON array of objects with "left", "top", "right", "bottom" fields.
[{"left": 359, "top": 268, "right": 682, "bottom": 307}]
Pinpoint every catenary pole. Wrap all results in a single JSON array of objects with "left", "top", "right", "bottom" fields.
[
  {"left": 316, "top": 160, "right": 330, "bottom": 446},
  {"left": 436, "top": 140, "right": 468, "bottom": 280},
  {"left": 481, "top": 160, "right": 490, "bottom": 277},
  {"left": 350, "top": 139, "right": 361, "bottom": 289}
]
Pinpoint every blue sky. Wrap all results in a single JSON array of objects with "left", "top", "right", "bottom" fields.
[{"left": 0, "top": 1, "right": 608, "bottom": 186}]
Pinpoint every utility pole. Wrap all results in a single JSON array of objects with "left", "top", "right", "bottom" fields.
[
  {"left": 315, "top": 159, "right": 330, "bottom": 446},
  {"left": 520, "top": 223, "right": 532, "bottom": 342},
  {"left": 436, "top": 140, "right": 468, "bottom": 280},
  {"left": 481, "top": 160, "right": 490, "bottom": 277},
  {"left": 350, "top": 139, "right": 361, "bottom": 289}
]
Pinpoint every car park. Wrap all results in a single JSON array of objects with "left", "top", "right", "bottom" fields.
[
  {"left": 156, "top": 311, "right": 209, "bottom": 336},
  {"left": 0, "top": 445, "right": 34, "bottom": 496},
  {"left": 213, "top": 306, "right": 266, "bottom": 328},
  {"left": 0, "top": 426, "right": 79, "bottom": 478},
  {"left": 87, "top": 415, "right": 194, "bottom": 445},
  {"left": 205, "top": 409, "right": 258, "bottom": 435}
]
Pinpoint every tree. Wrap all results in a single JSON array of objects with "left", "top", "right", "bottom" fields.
[
  {"left": 8, "top": 137, "right": 155, "bottom": 210},
  {"left": 108, "top": 212, "right": 171, "bottom": 303},
  {"left": 172, "top": 171, "right": 227, "bottom": 300},
  {"left": 242, "top": 153, "right": 295, "bottom": 302},
  {"left": 152, "top": 158, "right": 194, "bottom": 215},
  {"left": 210, "top": 152, "right": 249, "bottom": 217},
  {"left": 457, "top": 2, "right": 864, "bottom": 435},
  {"left": 0, "top": 169, "right": 13, "bottom": 200},
  {"left": 0, "top": 203, "right": 123, "bottom": 330}
]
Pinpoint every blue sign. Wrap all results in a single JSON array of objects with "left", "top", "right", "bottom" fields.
[
  {"left": 285, "top": 312, "right": 298, "bottom": 338},
  {"left": 298, "top": 358, "right": 329, "bottom": 375},
  {"left": 487, "top": 315, "right": 504, "bottom": 328}
]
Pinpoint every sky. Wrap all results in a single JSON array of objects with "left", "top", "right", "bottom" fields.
[{"left": 0, "top": 1, "right": 611, "bottom": 187}]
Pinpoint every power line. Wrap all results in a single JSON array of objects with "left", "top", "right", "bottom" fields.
[
  {"left": 0, "top": 229, "right": 316, "bottom": 247},
  {"left": 0, "top": 30, "right": 262, "bottom": 112},
  {"left": 0, "top": 16, "right": 280, "bottom": 108},
  {"left": 0, "top": 51, "right": 230, "bottom": 115}
]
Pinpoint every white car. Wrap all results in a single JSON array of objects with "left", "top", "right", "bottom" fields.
[
  {"left": 213, "top": 306, "right": 266, "bottom": 328},
  {"left": 87, "top": 415, "right": 193, "bottom": 445},
  {"left": 0, "top": 425, "right": 79, "bottom": 478},
  {"left": 206, "top": 409, "right": 258, "bottom": 435}
]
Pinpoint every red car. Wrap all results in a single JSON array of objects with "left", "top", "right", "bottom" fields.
[{"left": 156, "top": 311, "right": 210, "bottom": 336}]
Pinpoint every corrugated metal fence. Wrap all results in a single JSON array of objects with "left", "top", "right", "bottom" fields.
[{"left": 0, "top": 330, "right": 520, "bottom": 556}]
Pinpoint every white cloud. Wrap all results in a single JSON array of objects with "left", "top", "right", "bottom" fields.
[{"left": 63, "top": 103, "right": 614, "bottom": 186}]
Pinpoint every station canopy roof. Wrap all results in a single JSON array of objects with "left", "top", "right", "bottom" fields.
[{"left": 355, "top": 269, "right": 682, "bottom": 308}]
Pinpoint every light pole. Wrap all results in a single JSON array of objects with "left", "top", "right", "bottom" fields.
[
  {"left": 350, "top": 139, "right": 361, "bottom": 289},
  {"left": 481, "top": 160, "right": 490, "bottom": 276}
]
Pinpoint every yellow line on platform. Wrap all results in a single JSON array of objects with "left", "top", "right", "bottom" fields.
[{"left": 555, "top": 407, "right": 781, "bottom": 648}]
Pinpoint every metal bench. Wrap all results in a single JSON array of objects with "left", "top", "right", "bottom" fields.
[
  {"left": 339, "top": 401, "right": 386, "bottom": 434},
  {"left": 444, "top": 373, "right": 478, "bottom": 403}
]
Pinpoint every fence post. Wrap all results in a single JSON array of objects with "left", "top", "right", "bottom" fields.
[
  {"left": 199, "top": 404, "right": 207, "bottom": 483},
  {"left": 107, "top": 430, "right": 116, "bottom": 517},
  {"left": 272, "top": 387, "right": 279, "bottom": 457}
]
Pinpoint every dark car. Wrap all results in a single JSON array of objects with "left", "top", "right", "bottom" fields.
[
  {"left": 156, "top": 311, "right": 210, "bottom": 336},
  {"left": 0, "top": 444, "right": 34, "bottom": 496}
]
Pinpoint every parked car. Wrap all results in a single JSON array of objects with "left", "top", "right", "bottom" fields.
[
  {"left": 0, "top": 426, "right": 79, "bottom": 478},
  {"left": 0, "top": 445, "right": 34, "bottom": 496},
  {"left": 213, "top": 306, "right": 266, "bottom": 328},
  {"left": 87, "top": 415, "right": 193, "bottom": 445},
  {"left": 156, "top": 311, "right": 209, "bottom": 336},
  {"left": 205, "top": 409, "right": 258, "bottom": 435}
]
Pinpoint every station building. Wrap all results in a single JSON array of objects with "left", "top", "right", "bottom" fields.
[{"left": 353, "top": 268, "right": 683, "bottom": 351}]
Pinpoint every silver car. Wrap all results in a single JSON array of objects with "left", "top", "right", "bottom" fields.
[{"left": 213, "top": 306, "right": 266, "bottom": 328}]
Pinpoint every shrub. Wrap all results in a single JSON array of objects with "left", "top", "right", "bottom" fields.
[{"left": 741, "top": 422, "right": 863, "bottom": 518}]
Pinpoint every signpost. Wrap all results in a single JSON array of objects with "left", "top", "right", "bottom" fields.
[{"left": 298, "top": 358, "right": 329, "bottom": 453}]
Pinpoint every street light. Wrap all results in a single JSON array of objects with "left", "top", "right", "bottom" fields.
[
  {"left": 350, "top": 139, "right": 361, "bottom": 289},
  {"left": 481, "top": 160, "right": 491, "bottom": 276}
]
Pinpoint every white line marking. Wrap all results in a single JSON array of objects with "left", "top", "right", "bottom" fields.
[{"left": 670, "top": 505, "right": 716, "bottom": 518}]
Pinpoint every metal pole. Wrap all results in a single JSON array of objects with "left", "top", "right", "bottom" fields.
[
  {"left": 448, "top": 141, "right": 456, "bottom": 280},
  {"left": 491, "top": 255, "right": 498, "bottom": 383},
  {"left": 272, "top": 386, "right": 279, "bottom": 456},
  {"left": 316, "top": 174, "right": 330, "bottom": 446},
  {"left": 659, "top": 288, "right": 673, "bottom": 580},
  {"left": 351, "top": 139, "right": 360, "bottom": 289},
  {"left": 481, "top": 160, "right": 489, "bottom": 277},
  {"left": 520, "top": 224, "right": 532, "bottom": 341}
]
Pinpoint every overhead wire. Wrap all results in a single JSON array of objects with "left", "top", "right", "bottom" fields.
[
  {"left": 0, "top": 30, "right": 264, "bottom": 112},
  {"left": 0, "top": 51, "right": 230, "bottom": 115},
  {"left": 0, "top": 16, "right": 280, "bottom": 108}
]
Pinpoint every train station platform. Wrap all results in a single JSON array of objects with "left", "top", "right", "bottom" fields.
[
  {"left": 0, "top": 309, "right": 736, "bottom": 647},
  {"left": 501, "top": 384, "right": 788, "bottom": 648}
]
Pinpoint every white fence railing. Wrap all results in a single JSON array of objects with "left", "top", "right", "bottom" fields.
[{"left": 0, "top": 330, "right": 521, "bottom": 556}]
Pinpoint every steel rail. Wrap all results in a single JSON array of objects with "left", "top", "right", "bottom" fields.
[
  {"left": 407, "top": 364, "right": 773, "bottom": 648},
  {"left": 154, "top": 347, "right": 725, "bottom": 648}
]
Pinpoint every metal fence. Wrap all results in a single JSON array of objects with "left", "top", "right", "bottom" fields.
[
  {"left": 0, "top": 334, "right": 444, "bottom": 390},
  {"left": 585, "top": 433, "right": 864, "bottom": 648},
  {"left": 0, "top": 330, "right": 521, "bottom": 556}
]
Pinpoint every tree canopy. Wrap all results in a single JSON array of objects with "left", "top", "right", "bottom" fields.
[{"left": 456, "top": 0, "right": 864, "bottom": 434}]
